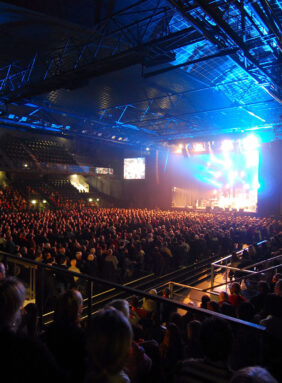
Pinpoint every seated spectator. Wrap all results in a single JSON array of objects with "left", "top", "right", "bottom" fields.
[
  {"left": 207, "top": 300, "right": 220, "bottom": 313},
  {"left": 175, "top": 317, "right": 233, "bottom": 383},
  {"left": 42, "top": 289, "right": 86, "bottom": 383},
  {"left": 86, "top": 307, "right": 132, "bottom": 383},
  {"left": 218, "top": 291, "right": 229, "bottom": 308},
  {"left": 68, "top": 258, "right": 80, "bottom": 284},
  {"left": 106, "top": 299, "right": 152, "bottom": 383},
  {"left": 200, "top": 294, "right": 211, "bottom": 309},
  {"left": 0, "top": 277, "right": 66, "bottom": 383},
  {"left": 250, "top": 280, "right": 270, "bottom": 316},
  {"left": 129, "top": 295, "right": 147, "bottom": 325},
  {"left": 229, "top": 282, "right": 246, "bottom": 309},
  {"left": 160, "top": 322, "right": 183, "bottom": 380},
  {"left": 143, "top": 289, "right": 158, "bottom": 314},
  {"left": 184, "top": 320, "right": 203, "bottom": 359}
]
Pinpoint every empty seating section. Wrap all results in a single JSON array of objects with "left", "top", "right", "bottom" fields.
[
  {"left": 24, "top": 138, "right": 76, "bottom": 165},
  {"left": 0, "top": 135, "right": 33, "bottom": 165},
  {"left": 0, "top": 135, "right": 77, "bottom": 166}
]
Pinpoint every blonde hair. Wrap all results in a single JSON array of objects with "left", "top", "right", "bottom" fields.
[
  {"left": 87, "top": 308, "right": 132, "bottom": 377},
  {"left": 0, "top": 277, "right": 25, "bottom": 328}
]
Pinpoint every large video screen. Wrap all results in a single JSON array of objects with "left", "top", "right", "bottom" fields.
[
  {"left": 171, "top": 135, "right": 260, "bottom": 212},
  {"left": 124, "top": 157, "right": 145, "bottom": 180}
]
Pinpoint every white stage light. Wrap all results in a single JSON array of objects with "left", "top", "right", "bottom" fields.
[
  {"left": 193, "top": 143, "right": 205, "bottom": 152},
  {"left": 221, "top": 140, "right": 233, "bottom": 152},
  {"left": 242, "top": 135, "right": 260, "bottom": 150},
  {"left": 224, "top": 158, "right": 232, "bottom": 169}
]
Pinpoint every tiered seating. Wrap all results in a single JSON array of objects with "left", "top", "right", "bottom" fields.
[
  {"left": 0, "top": 135, "right": 34, "bottom": 166},
  {"left": 23, "top": 138, "right": 77, "bottom": 165}
]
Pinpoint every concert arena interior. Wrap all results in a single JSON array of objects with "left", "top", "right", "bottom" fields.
[{"left": 0, "top": 1, "right": 281, "bottom": 382}]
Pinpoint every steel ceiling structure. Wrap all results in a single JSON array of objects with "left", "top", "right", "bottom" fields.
[{"left": 0, "top": 0, "right": 281, "bottom": 145}]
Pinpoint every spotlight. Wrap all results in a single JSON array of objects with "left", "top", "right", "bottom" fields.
[
  {"left": 146, "top": 147, "right": 150, "bottom": 151},
  {"left": 242, "top": 135, "right": 260, "bottom": 150},
  {"left": 88, "top": 198, "right": 93, "bottom": 202},
  {"left": 31, "top": 200, "right": 37, "bottom": 204},
  {"left": 175, "top": 144, "right": 183, "bottom": 154},
  {"left": 96, "top": 198, "right": 100, "bottom": 202},
  {"left": 193, "top": 142, "right": 205, "bottom": 152},
  {"left": 23, "top": 164, "right": 28, "bottom": 168},
  {"left": 42, "top": 200, "right": 47, "bottom": 204},
  {"left": 221, "top": 140, "right": 233, "bottom": 152}
]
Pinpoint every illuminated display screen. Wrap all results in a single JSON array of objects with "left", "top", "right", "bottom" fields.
[
  {"left": 172, "top": 135, "right": 260, "bottom": 212},
  {"left": 124, "top": 158, "right": 145, "bottom": 180},
  {"left": 96, "top": 168, "right": 113, "bottom": 175}
]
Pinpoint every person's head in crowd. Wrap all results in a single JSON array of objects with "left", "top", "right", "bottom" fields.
[
  {"left": 219, "top": 291, "right": 229, "bottom": 303},
  {"left": 149, "top": 288, "right": 157, "bottom": 296},
  {"left": 200, "top": 317, "right": 233, "bottom": 362},
  {"left": 70, "top": 258, "right": 78, "bottom": 268},
  {"left": 0, "top": 277, "right": 25, "bottom": 331},
  {"left": 86, "top": 308, "right": 132, "bottom": 382},
  {"left": 20, "top": 302, "right": 38, "bottom": 337},
  {"left": 207, "top": 300, "right": 219, "bottom": 313},
  {"left": 187, "top": 320, "right": 201, "bottom": 341},
  {"left": 230, "top": 282, "right": 242, "bottom": 296},
  {"left": 230, "top": 366, "right": 278, "bottom": 383},
  {"left": 200, "top": 294, "right": 211, "bottom": 309},
  {"left": 54, "top": 289, "right": 83, "bottom": 326},
  {"left": 231, "top": 252, "right": 240, "bottom": 262},
  {"left": 87, "top": 254, "right": 94, "bottom": 262},
  {"left": 237, "top": 302, "right": 255, "bottom": 322},
  {"left": 0, "top": 262, "right": 6, "bottom": 280},
  {"left": 107, "top": 299, "right": 130, "bottom": 319},
  {"left": 257, "top": 280, "right": 269, "bottom": 295},
  {"left": 130, "top": 295, "right": 139, "bottom": 309},
  {"left": 274, "top": 279, "right": 282, "bottom": 297}
]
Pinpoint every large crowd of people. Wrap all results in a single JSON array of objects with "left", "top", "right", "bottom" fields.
[
  {"left": 1, "top": 274, "right": 282, "bottom": 383},
  {"left": 0, "top": 186, "right": 282, "bottom": 382},
  {"left": 0, "top": 203, "right": 281, "bottom": 284}
]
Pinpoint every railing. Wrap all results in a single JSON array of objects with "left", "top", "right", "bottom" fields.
[
  {"left": 211, "top": 240, "right": 266, "bottom": 289},
  {"left": 210, "top": 240, "right": 282, "bottom": 292},
  {"left": 159, "top": 281, "right": 219, "bottom": 306},
  {"left": 0, "top": 250, "right": 265, "bottom": 332}
]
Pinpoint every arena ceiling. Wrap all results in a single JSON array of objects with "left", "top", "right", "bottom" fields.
[{"left": 0, "top": 0, "right": 281, "bottom": 146}]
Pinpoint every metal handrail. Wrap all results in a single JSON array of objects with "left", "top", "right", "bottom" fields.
[
  {"left": 207, "top": 256, "right": 282, "bottom": 292},
  {"left": 0, "top": 250, "right": 265, "bottom": 332},
  {"left": 161, "top": 281, "right": 219, "bottom": 296},
  {"left": 210, "top": 240, "right": 275, "bottom": 289},
  {"left": 212, "top": 240, "right": 268, "bottom": 265}
]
